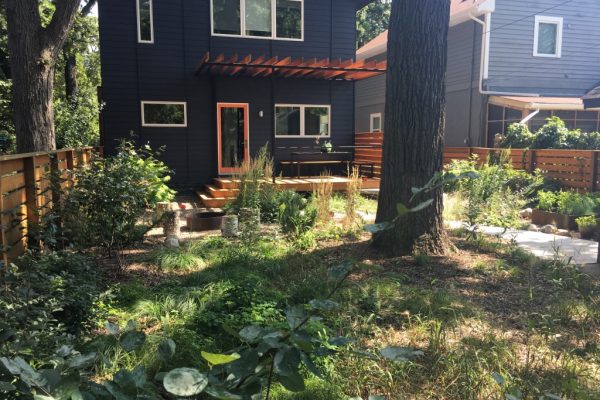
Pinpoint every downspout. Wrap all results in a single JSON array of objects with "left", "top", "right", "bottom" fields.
[{"left": 470, "top": 13, "right": 539, "bottom": 97}]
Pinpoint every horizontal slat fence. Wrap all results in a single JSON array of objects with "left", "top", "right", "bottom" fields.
[
  {"left": 355, "top": 132, "right": 600, "bottom": 191},
  {"left": 0, "top": 147, "right": 97, "bottom": 266}
]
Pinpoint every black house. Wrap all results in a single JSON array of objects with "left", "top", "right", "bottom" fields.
[{"left": 98, "top": 0, "right": 384, "bottom": 197}]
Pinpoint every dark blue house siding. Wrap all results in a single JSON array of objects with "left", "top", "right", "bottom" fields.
[{"left": 99, "top": 0, "right": 361, "bottom": 186}]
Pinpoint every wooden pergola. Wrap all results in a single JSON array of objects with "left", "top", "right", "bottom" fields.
[{"left": 195, "top": 52, "right": 387, "bottom": 81}]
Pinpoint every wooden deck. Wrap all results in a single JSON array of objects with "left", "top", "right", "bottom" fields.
[{"left": 197, "top": 176, "right": 380, "bottom": 208}]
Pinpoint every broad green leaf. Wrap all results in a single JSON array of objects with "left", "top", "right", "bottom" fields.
[
  {"left": 291, "top": 331, "right": 313, "bottom": 353},
  {"left": 278, "top": 370, "right": 305, "bottom": 392},
  {"left": 229, "top": 349, "right": 259, "bottom": 379},
  {"left": 105, "top": 322, "right": 120, "bottom": 336},
  {"left": 33, "top": 396, "right": 55, "bottom": 400},
  {"left": 329, "top": 336, "right": 355, "bottom": 346},
  {"left": 380, "top": 346, "right": 423, "bottom": 362},
  {"left": 124, "top": 320, "right": 137, "bottom": 332},
  {"left": 239, "top": 325, "right": 263, "bottom": 343},
  {"left": 309, "top": 299, "right": 339, "bottom": 311},
  {"left": 396, "top": 203, "right": 409, "bottom": 216},
  {"left": 300, "top": 352, "right": 323, "bottom": 379},
  {"left": 410, "top": 199, "right": 434, "bottom": 213},
  {"left": 157, "top": 339, "right": 176, "bottom": 362},
  {"left": 203, "top": 386, "right": 244, "bottom": 399},
  {"left": 274, "top": 346, "right": 301, "bottom": 377},
  {"left": 0, "top": 381, "right": 16, "bottom": 392},
  {"left": 55, "top": 345, "right": 73, "bottom": 358},
  {"left": 163, "top": 368, "right": 208, "bottom": 397},
  {"left": 285, "top": 305, "right": 306, "bottom": 330},
  {"left": 491, "top": 372, "right": 505, "bottom": 386},
  {"left": 0, "top": 358, "right": 21, "bottom": 375},
  {"left": 69, "top": 353, "right": 97, "bottom": 369},
  {"left": 543, "top": 394, "right": 562, "bottom": 400},
  {"left": 364, "top": 222, "right": 392, "bottom": 234},
  {"left": 120, "top": 331, "right": 146, "bottom": 352},
  {"left": 369, "top": 396, "right": 386, "bottom": 400},
  {"left": 327, "top": 261, "right": 353, "bottom": 281},
  {"left": 201, "top": 351, "right": 240, "bottom": 366}
]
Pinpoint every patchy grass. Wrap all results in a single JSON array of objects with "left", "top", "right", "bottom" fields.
[
  {"left": 330, "top": 193, "right": 378, "bottom": 215},
  {"left": 93, "top": 227, "right": 600, "bottom": 399}
]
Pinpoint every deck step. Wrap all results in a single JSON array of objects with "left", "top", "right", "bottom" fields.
[
  {"left": 196, "top": 192, "right": 235, "bottom": 208},
  {"left": 206, "top": 184, "right": 239, "bottom": 198},
  {"left": 214, "top": 178, "right": 239, "bottom": 189}
]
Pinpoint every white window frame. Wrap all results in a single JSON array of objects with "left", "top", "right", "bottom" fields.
[
  {"left": 210, "top": 0, "right": 304, "bottom": 41},
  {"left": 533, "top": 15, "right": 563, "bottom": 58},
  {"left": 370, "top": 112, "right": 382, "bottom": 132},
  {"left": 275, "top": 104, "right": 331, "bottom": 138},
  {"left": 136, "top": 0, "right": 154, "bottom": 43},
  {"left": 141, "top": 101, "right": 188, "bottom": 127}
]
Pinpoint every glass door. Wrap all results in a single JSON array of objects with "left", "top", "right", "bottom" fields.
[{"left": 217, "top": 103, "right": 249, "bottom": 174}]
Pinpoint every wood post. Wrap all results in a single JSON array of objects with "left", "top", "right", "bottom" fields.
[
  {"left": 23, "top": 155, "right": 40, "bottom": 249},
  {"left": 528, "top": 149, "right": 536, "bottom": 173},
  {"left": 0, "top": 174, "right": 8, "bottom": 268},
  {"left": 592, "top": 151, "right": 598, "bottom": 192}
]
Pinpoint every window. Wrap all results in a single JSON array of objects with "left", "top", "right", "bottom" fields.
[
  {"left": 211, "top": 0, "right": 303, "bottom": 40},
  {"left": 141, "top": 102, "right": 187, "bottom": 127},
  {"left": 275, "top": 104, "right": 330, "bottom": 137},
  {"left": 534, "top": 16, "right": 563, "bottom": 57},
  {"left": 370, "top": 113, "right": 382, "bottom": 132},
  {"left": 136, "top": 0, "right": 154, "bottom": 43},
  {"left": 486, "top": 104, "right": 524, "bottom": 146}
]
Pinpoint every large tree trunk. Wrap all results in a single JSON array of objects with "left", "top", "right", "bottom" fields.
[
  {"left": 372, "top": 0, "right": 450, "bottom": 256},
  {"left": 64, "top": 48, "right": 79, "bottom": 100},
  {"left": 5, "top": 0, "right": 81, "bottom": 153}
]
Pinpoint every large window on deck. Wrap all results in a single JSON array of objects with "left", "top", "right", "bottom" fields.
[
  {"left": 275, "top": 104, "right": 330, "bottom": 138},
  {"left": 211, "top": 0, "right": 303, "bottom": 40}
]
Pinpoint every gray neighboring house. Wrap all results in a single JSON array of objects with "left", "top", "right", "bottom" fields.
[{"left": 355, "top": 0, "right": 600, "bottom": 147}]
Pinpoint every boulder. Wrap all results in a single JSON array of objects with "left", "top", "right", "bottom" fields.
[
  {"left": 555, "top": 229, "right": 571, "bottom": 237},
  {"left": 165, "top": 235, "right": 180, "bottom": 248},
  {"left": 520, "top": 208, "right": 533, "bottom": 219},
  {"left": 527, "top": 224, "right": 539, "bottom": 232},
  {"left": 540, "top": 224, "right": 558, "bottom": 234}
]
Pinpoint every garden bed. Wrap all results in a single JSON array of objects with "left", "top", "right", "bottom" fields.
[{"left": 531, "top": 208, "right": 579, "bottom": 230}]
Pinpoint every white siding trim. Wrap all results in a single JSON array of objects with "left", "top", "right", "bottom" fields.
[
  {"left": 533, "top": 15, "right": 563, "bottom": 58},
  {"left": 136, "top": 0, "right": 154, "bottom": 44},
  {"left": 141, "top": 101, "right": 188, "bottom": 127},
  {"left": 369, "top": 113, "right": 382, "bottom": 132}
]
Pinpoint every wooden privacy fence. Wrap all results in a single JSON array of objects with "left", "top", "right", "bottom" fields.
[
  {"left": 355, "top": 132, "right": 600, "bottom": 191},
  {"left": 0, "top": 147, "right": 97, "bottom": 265}
]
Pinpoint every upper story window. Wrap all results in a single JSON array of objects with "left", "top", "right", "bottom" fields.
[
  {"left": 137, "top": 0, "right": 154, "bottom": 43},
  {"left": 212, "top": 0, "right": 303, "bottom": 40},
  {"left": 534, "top": 16, "right": 563, "bottom": 58},
  {"left": 370, "top": 113, "right": 382, "bottom": 132},
  {"left": 275, "top": 104, "right": 330, "bottom": 137},
  {"left": 142, "top": 101, "right": 187, "bottom": 127}
]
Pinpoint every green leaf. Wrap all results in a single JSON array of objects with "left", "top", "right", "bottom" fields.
[
  {"left": 69, "top": 353, "right": 97, "bottom": 369},
  {"left": 285, "top": 305, "right": 306, "bottom": 330},
  {"left": 120, "top": 331, "right": 146, "bottom": 352},
  {"left": 291, "top": 331, "right": 314, "bottom": 353},
  {"left": 124, "top": 320, "right": 137, "bottom": 332},
  {"left": 396, "top": 203, "right": 410, "bottom": 216},
  {"left": 380, "top": 346, "right": 423, "bottom": 362},
  {"left": 105, "top": 322, "right": 120, "bottom": 336},
  {"left": 201, "top": 351, "right": 240, "bottom": 366},
  {"left": 364, "top": 222, "right": 392, "bottom": 234},
  {"left": 491, "top": 372, "right": 505, "bottom": 386},
  {"left": 239, "top": 325, "right": 263, "bottom": 343},
  {"left": 329, "top": 336, "right": 355, "bottom": 346},
  {"left": 274, "top": 346, "right": 301, "bottom": 377},
  {"left": 369, "top": 396, "right": 386, "bottom": 400},
  {"left": 163, "top": 368, "right": 208, "bottom": 397},
  {"left": 55, "top": 345, "right": 73, "bottom": 358},
  {"left": 300, "top": 352, "right": 323, "bottom": 379},
  {"left": 203, "top": 386, "right": 244, "bottom": 399},
  {"left": 229, "top": 349, "right": 259, "bottom": 379},
  {"left": 33, "top": 396, "right": 55, "bottom": 400},
  {"left": 410, "top": 199, "right": 434, "bottom": 213},
  {"left": 278, "top": 371, "right": 305, "bottom": 392},
  {"left": 157, "top": 339, "right": 176, "bottom": 362},
  {"left": 327, "top": 261, "right": 353, "bottom": 281},
  {"left": 0, "top": 381, "right": 16, "bottom": 392},
  {"left": 309, "top": 299, "right": 339, "bottom": 311}
]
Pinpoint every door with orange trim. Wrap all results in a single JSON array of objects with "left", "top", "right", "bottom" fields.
[{"left": 217, "top": 103, "right": 249, "bottom": 175}]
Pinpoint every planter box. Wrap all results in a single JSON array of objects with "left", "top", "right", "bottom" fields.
[
  {"left": 187, "top": 211, "right": 225, "bottom": 231},
  {"left": 531, "top": 209, "right": 579, "bottom": 231}
]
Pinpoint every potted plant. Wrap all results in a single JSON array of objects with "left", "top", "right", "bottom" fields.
[
  {"left": 576, "top": 215, "right": 597, "bottom": 239},
  {"left": 320, "top": 141, "right": 333, "bottom": 154}
]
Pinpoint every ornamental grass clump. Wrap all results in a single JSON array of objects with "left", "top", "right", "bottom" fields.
[{"left": 313, "top": 172, "right": 333, "bottom": 225}]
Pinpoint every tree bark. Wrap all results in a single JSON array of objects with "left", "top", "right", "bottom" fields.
[
  {"left": 5, "top": 0, "right": 81, "bottom": 153},
  {"left": 64, "top": 47, "right": 78, "bottom": 100},
  {"left": 372, "top": 0, "right": 451, "bottom": 256}
]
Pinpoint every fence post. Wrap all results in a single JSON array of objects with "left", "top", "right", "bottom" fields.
[
  {"left": 0, "top": 173, "right": 7, "bottom": 269},
  {"left": 23, "top": 155, "right": 40, "bottom": 249},
  {"left": 592, "top": 151, "right": 598, "bottom": 192},
  {"left": 528, "top": 149, "right": 536, "bottom": 173}
]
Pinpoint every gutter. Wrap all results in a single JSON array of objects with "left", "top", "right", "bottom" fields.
[{"left": 469, "top": 5, "right": 539, "bottom": 97}]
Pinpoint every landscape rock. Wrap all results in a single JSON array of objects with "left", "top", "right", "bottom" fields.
[
  {"left": 540, "top": 224, "right": 558, "bottom": 234},
  {"left": 520, "top": 208, "right": 533, "bottom": 219},
  {"left": 527, "top": 224, "right": 539, "bottom": 232},
  {"left": 165, "top": 235, "right": 180, "bottom": 248},
  {"left": 555, "top": 229, "right": 571, "bottom": 237}
]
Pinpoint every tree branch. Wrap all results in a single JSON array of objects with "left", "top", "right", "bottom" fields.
[{"left": 42, "top": 0, "right": 81, "bottom": 57}]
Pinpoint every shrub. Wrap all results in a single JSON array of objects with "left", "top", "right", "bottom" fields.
[
  {"left": 313, "top": 172, "right": 333, "bottom": 225},
  {"left": 576, "top": 215, "right": 597, "bottom": 236},
  {"left": 51, "top": 140, "right": 174, "bottom": 253},
  {"left": 278, "top": 190, "right": 317, "bottom": 236},
  {"left": 228, "top": 145, "right": 273, "bottom": 213},
  {"left": 532, "top": 117, "right": 570, "bottom": 149},
  {"left": 555, "top": 191, "right": 595, "bottom": 216},
  {"left": 500, "top": 123, "right": 535, "bottom": 148},
  {"left": 54, "top": 94, "right": 100, "bottom": 149},
  {"left": 537, "top": 190, "right": 557, "bottom": 211}
]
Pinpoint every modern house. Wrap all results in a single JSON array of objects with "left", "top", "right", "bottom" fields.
[
  {"left": 97, "top": 0, "right": 385, "bottom": 205},
  {"left": 355, "top": 0, "right": 600, "bottom": 147}
]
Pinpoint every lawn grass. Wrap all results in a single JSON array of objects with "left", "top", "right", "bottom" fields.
[{"left": 93, "top": 226, "right": 600, "bottom": 399}]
